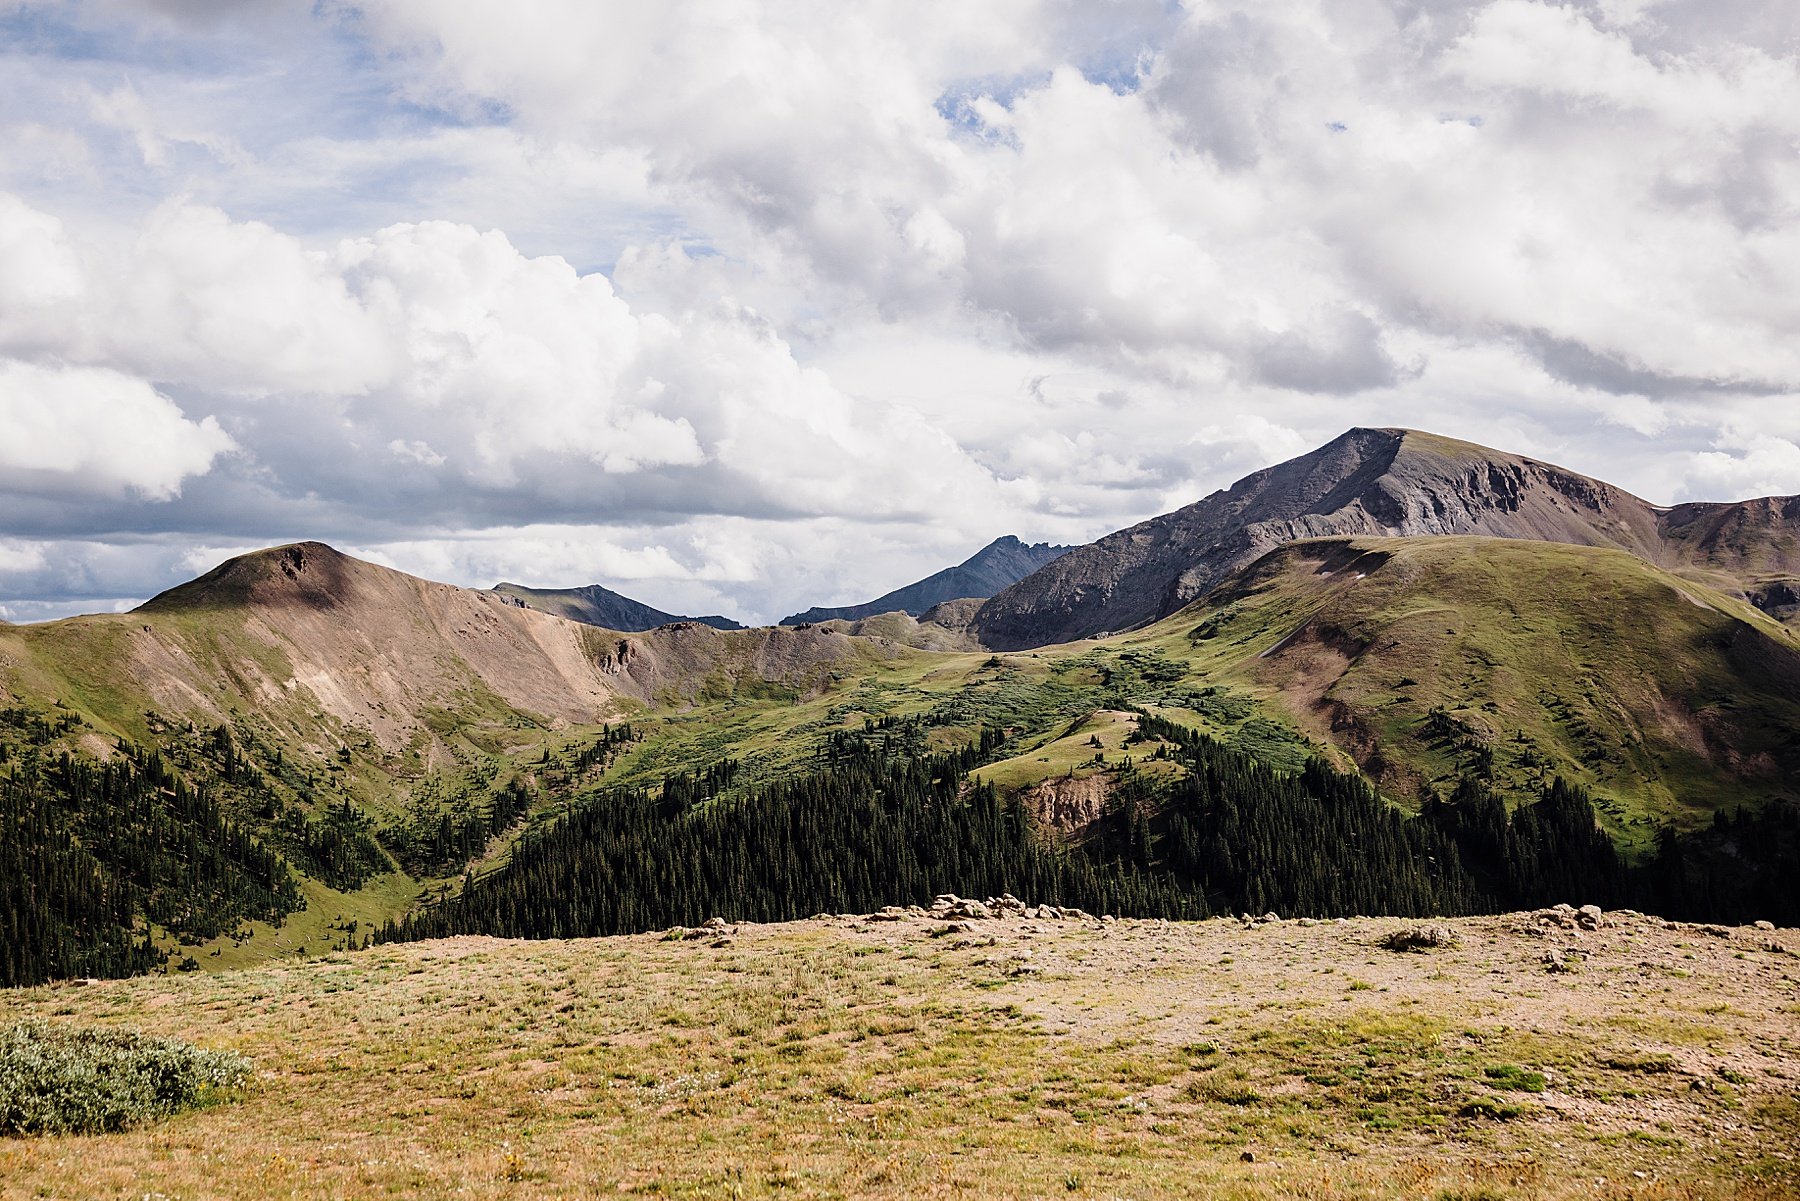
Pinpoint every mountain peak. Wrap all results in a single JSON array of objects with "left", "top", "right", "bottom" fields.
[
  {"left": 969, "top": 427, "right": 1680, "bottom": 649},
  {"left": 780, "top": 534, "right": 1073, "bottom": 626},
  {"left": 136, "top": 541, "right": 363, "bottom": 613},
  {"left": 492, "top": 581, "right": 745, "bottom": 632}
]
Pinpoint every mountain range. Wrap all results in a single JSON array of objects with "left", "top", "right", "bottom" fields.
[
  {"left": 491, "top": 581, "right": 744, "bottom": 632},
  {"left": 4, "top": 425, "right": 1798, "bottom": 981},
  {"left": 970, "top": 427, "right": 1800, "bottom": 648}
]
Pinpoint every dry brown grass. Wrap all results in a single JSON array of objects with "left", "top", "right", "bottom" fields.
[{"left": 3, "top": 911, "right": 1797, "bottom": 1199}]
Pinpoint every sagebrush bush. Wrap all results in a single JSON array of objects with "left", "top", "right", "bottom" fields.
[{"left": 0, "top": 1022, "right": 252, "bottom": 1136}]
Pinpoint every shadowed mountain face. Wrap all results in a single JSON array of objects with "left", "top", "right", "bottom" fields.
[
  {"left": 491, "top": 581, "right": 743, "bottom": 632},
  {"left": 970, "top": 428, "right": 1800, "bottom": 649},
  {"left": 781, "top": 535, "right": 1071, "bottom": 626}
]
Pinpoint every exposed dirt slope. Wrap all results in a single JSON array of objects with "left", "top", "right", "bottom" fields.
[{"left": 2, "top": 543, "right": 890, "bottom": 755}]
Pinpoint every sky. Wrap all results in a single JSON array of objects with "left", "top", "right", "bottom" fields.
[{"left": 1, "top": 0, "right": 1798, "bottom": 624}]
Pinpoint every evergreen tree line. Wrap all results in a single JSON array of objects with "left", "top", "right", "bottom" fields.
[
  {"left": 377, "top": 741, "right": 1199, "bottom": 944},
  {"left": 383, "top": 713, "right": 1796, "bottom": 949},
  {"left": 0, "top": 744, "right": 302, "bottom": 987},
  {"left": 1131, "top": 714, "right": 1789, "bottom": 923},
  {"left": 569, "top": 723, "right": 637, "bottom": 774},
  {"left": 191, "top": 725, "right": 392, "bottom": 891},
  {"left": 1119, "top": 715, "right": 1480, "bottom": 917},
  {"left": 1642, "top": 800, "right": 1800, "bottom": 926}
]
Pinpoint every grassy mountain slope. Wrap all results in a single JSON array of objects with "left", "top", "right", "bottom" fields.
[
  {"left": 4, "top": 533, "right": 1797, "bottom": 978},
  {"left": 1119, "top": 536, "right": 1800, "bottom": 850},
  {"left": 0, "top": 543, "right": 923, "bottom": 971},
  {"left": 3, "top": 543, "right": 893, "bottom": 766}
]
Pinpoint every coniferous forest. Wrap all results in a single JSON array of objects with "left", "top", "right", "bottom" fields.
[
  {"left": 4, "top": 697, "right": 1794, "bottom": 988},
  {"left": 0, "top": 708, "right": 301, "bottom": 988},
  {"left": 380, "top": 712, "right": 1797, "bottom": 948}
]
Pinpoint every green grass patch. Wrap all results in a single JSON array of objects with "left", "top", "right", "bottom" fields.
[{"left": 1482, "top": 1064, "right": 1547, "bottom": 1092}]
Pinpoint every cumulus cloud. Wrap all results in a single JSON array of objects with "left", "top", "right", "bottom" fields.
[
  {"left": 0, "top": 359, "right": 235, "bottom": 499},
  {"left": 1, "top": 0, "right": 1798, "bottom": 620},
  {"left": 354, "top": 0, "right": 1800, "bottom": 403},
  {"left": 0, "top": 189, "right": 1004, "bottom": 542}
]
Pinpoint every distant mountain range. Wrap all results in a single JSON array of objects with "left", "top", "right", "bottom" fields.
[
  {"left": 492, "top": 581, "right": 744, "bottom": 632},
  {"left": 781, "top": 535, "right": 1071, "bottom": 626},
  {"left": 970, "top": 427, "right": 1800, "bottom": 648}
]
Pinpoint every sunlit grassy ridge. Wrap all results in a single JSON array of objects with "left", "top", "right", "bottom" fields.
[{"left": 1118, "top": 537, "right": 1800, "bottom": 852}]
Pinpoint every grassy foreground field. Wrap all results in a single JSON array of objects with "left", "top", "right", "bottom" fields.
[{"left": 4, "top": 911, "right": 1797, "bottom": 1199}]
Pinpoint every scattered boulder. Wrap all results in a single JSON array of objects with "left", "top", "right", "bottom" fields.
[
  {"left": 1754, "top": 920, "right": 1776, "bottom": 932},
  {"left": 1382, "top": 925, "right": 1460, "bottom": 953},
  {"left": 1523, "top": 904, "right": 1610, "bottom": 935},
  {"left": 1542, "top": 948, "right": 1573, "bottom": 974}
]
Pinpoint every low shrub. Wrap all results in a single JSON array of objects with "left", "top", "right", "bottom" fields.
[{"left": 0, "top": 1022, "right": 252, "bottom": 1136}]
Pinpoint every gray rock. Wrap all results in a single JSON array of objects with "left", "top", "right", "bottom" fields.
[{"left": 1382, "top": 925, "right": 1459, "bottom": 952}]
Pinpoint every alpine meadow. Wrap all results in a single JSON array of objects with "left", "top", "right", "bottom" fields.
[{"left": 3, "top": 4, "right": 1799, "bottom": 1199}]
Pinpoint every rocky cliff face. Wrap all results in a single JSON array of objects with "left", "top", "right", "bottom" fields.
[{"left": 970, "top": 427, "right": 1796, "bottom": 649}]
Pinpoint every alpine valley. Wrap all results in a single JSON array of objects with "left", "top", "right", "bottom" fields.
[{"left": 4, "top": 427, "right": 1797, "bottom": 990}]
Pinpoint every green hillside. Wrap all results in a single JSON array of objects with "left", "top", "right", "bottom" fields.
[
  {"left": 1120, "top": 537, "right": 1800, "bottom": 853},
  {"left": 3, "top": 537, "right": 1797, "bottom": 983}
]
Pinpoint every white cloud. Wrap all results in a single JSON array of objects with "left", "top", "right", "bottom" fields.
[
  {"left": 0, "top": 359, "right": 235, "bottom": 499},
  {"left": 1, "top": 0, "right": 1798, "bottom": 620},
  {"left": 1681, "top": 427, "right": 1800, "bottom": 503},
  {"left": 0, "top": 192, "right": 85, "bottom": 350}
]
